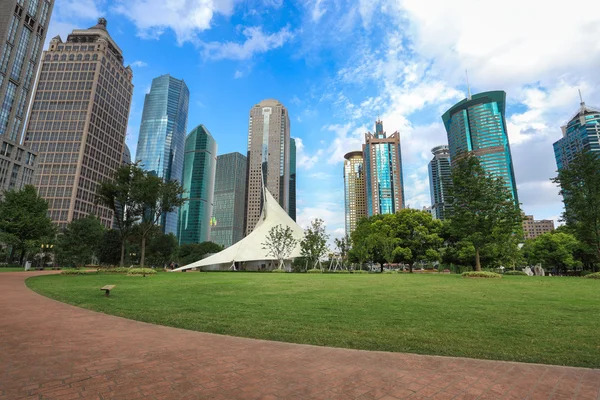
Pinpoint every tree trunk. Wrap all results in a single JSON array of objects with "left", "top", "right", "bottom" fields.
[
  {"left": 120, "top": 240, "right": 125, "bottom": 267},
  {"left": 19, "top": 247, "right": 26, "bottom": 266},
  {"left": 409, "top": 263, "right": 413, "bottom": 273},
  {"left": 475, "top": 248, "right": 482, "bottom": 271},
  {"left": 140, "top": 235, "right": 146, "bottom": 270}
]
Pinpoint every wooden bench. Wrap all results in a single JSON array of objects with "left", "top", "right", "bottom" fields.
[{"left": 100, "top": 285, "right": 116, "bottom": 296}]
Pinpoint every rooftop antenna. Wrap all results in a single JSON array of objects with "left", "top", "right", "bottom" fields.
[{"left": 465, "top": 69, "right": 472, "bottom": 100}]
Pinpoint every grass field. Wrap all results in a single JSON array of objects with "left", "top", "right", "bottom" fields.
[
  {"left": 26, "top": 272, "right": 600, "bottom": 368},
  {"left": 0, "top": 267, "right": 27, "bottom": 272}
]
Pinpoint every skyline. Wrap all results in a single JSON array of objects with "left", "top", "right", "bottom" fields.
[{"left": 44, "top": 0, "right": 600, "bottom": 241}]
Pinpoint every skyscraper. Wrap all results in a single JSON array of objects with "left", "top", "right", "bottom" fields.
[
  {"left": 442, "top": 90, "right": 519, "bottom": 203},
  {"left": 363, "top": 119, "right": 405, "bottom": 216},
  {"left": 343, "top": 150, "right": 366, "bottom": 235},
  {"left": 428, "top": 145, "right": 452, "bottom": 220},
  {"left": 553, "top": 95, "right": 600, "bottom": 171},
  {"left": 24, "top": 18, "right": 133, "bottom": 229},
  {"left": 178, "top": 124, "right": 216, "bottom": 245},
  {"left": 135, "top": 74, "right": 189, "bottom": 235},
  {"left": 211, "top": 152, "right": 247, "bottom": 248},
  {"left": 245, "top": 99, "right": 290, "bottom": 235},
  {"left": 0, "top": 0, "right": 54, "bottom": 197},
  {"left": 289, "top": 137, "right": 296, "bottom": 222}
]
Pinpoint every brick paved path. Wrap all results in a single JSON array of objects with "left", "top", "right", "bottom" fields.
[{"left": 1, "top": 271, "right": 599, "bottom": 400}]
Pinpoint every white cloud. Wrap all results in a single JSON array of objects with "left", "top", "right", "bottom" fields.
[
  {"left": 234, "top": 70, "right": 244, "bottom": 79},
  {"left": 200, "top": 26, "right": 293, "bottom": 60},
  {"left": 130, "top": 60, "right": 148, "bottom": 68},
  {"left": 310, "top": 0, "right": 327, "bottom": 22},
  {"left": 294, "top": 137, "right": 324, "bottom": 170}
]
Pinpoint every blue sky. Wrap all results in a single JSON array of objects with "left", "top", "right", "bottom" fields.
[{"left": 48, "top": 0, "right": 600, "bottom": 241}]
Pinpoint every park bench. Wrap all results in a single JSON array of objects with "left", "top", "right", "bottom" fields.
[{"left": 100, "top": 285, "right": 116, "bottom": 296}]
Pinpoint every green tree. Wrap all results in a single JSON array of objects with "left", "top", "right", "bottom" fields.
[
  {"left": 552, "top": 152, "right": 600, "bottom": 270},
  {"left": 146, "top": 232, "right": 178, "bottom": 267},
  {"left": 524, "top": 232, "right": 582, "bottom": 273},
  {"left": 262, "top": 224, "right": 299, "bottom": 270},
  {"left": 55, "top": 215, "right": 105, "bottom": 268},
  {"left": 96, "top": 163, "right": 145, "bottom": 266},
  {"left": 178, "top": 242, "right": 224, "bottom": 266},
  {"left": 349, "top": 218, "right": 373, "bottom": 269},
  {"left": 448, "top": 155, "right": 523, "bottom": 271},
  {"left": 0, "top": 185, "right": 55, "bottom": 264},
  {"left": 300, "top": 219, "right": 329, "bottom": 270},
  {"left": 334, "top": 234, "right": 351, "bottom": 268},
  {"left": 133, "top": 175, "right": 185, "bottom": 268},
  {"left": 98, "top": 229, "right": 123, "bottom": 265}
]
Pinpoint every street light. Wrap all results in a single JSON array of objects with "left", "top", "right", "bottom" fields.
[{"left": 40, "top": 244, "right": 54, "bottom": 269}]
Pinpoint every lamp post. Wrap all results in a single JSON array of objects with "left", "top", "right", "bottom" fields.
[{"left": 40, "top": 244, "right": 54, "bottom": 269}]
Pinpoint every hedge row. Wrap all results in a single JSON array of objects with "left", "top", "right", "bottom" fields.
[{"left": 462, "top": 271, "right": 502, "bottom": 279}]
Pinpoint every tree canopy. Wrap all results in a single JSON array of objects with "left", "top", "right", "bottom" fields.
[
  {"left": 262, "top": 224, "right": 298, "bottom": 270},
  {"left": 178, "top": 241, "right": 224, "bottom": 266},
  {"left": 55, "top": 215, "right": 105, "bottom": 268},
  {"left": 300, "top": 219, "right": 329, "bottom": 269}
]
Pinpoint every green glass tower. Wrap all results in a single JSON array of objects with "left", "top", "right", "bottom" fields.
[
  {"left": 428, "top": 145, "right": 452, "bottom": 220},
  {"left": 442, "top": 90, "right": 518, "bottom": 203},
  {"left": 177, "top": 125, "right": 217, "bottom": 245}
]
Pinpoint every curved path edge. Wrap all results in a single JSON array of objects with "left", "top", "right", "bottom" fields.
[{"left": 1, "top": 271, "right": 599, "bottom": 400}]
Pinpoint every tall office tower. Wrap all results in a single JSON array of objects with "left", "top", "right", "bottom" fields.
[
  {"left": 245, "top": 99, "right": 290, "bottom": 235},
  {"left": 211, "top": 152, "right": 247, "bottom": 248},
  {"left": 24, "top": 18, "right": 133, "bottom": 229},
  {"left": 428, "top": 145, "right": 452, "bottom": 220},
  {"left": 442, "top": 90, "right": 519, "bottom": 203},
  {"left": 289, "top": 137, "right": 296, "bottom": 222},
  {"left": 135, "top": 74, "right": 189, "bottom": 235},
  {"left": 522, "top": 215, "right": 555, "bottom": 240},
  {"left": 363, "top": 119, "right": 405, "bottom": 216},
  {"left": 343, "top": 150, "right": 366, "bottom": 235},
  {"left": 553, "top": 95, "right": 600, "bottom": 171},
  {"left": 0, "top": 0, "right": 54, "bottom": 196},
  {"left": 178, "top": 124, "right": 217, "bottom": 245}
]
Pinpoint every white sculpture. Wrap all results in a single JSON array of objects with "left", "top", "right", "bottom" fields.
[{"left": 523, "top": 267, "right": 534, "bottom": 276}]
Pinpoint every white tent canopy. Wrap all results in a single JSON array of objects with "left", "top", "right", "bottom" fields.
[{"left": 172, "top": 188, "right": 303, "bottom": 271}]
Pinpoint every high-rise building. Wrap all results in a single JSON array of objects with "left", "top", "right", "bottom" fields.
[
  {"left": 289, "top": 137, "right": 296, "bottom": 222},
  {"left": 135, "top": 74, "right": 189, "bottom": 235},
  {"left": 522, "top": 215, "right": 555, "bottom": 240},
  {"left": 442, "top": 90, "right": 519, "bottom": 203},
  {"left": 245, "top": 99, "right": 290, "bottom": 235},
  {"left": 0, "top": 0, "right": 54, "bottom": 197},
  {"left": 428, "top": 145, "right": 452, "bottom": 220},
  {"left": 24, "top": 18, "right": 133, "bottom": 229},
  {"left": 363, "top": 119, "right": 405, "bottom": 216},
  {"left": 211, "top": 152, "right": 246, "bottom": 248},
  {"left": 178, "top": 124, "right": 216, "bottom": 245},
  {"left": 553, "top": 96, "right": 600, "bottom": 171},
  {"left": 343, "top": 150, "right": 366, "bottom": 235}
]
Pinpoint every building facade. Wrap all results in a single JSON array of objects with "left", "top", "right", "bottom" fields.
[
  {"left": 553, "top": 98, "right": 600, "bottom": 171},
  {"left": 245, "top": 99, "right": 290, "bottom": 235},
  {"left": 442, "top": 90, "right": 519, "bottom": 203},
  {"left": 428, "top": 145, "right": 452, "bottom": 220},
  {"left": 289, "top": 137, "right": 296, "bottom": 222},
  {"left": 343, "top": 150, "right": 367, "bottom": 235},
  {"left": 178, "top": 124, "right": 216, "bottom": 245},
  {"left": 522, "top": 215, "right": 555, "bottom": 240},
  {"left": 0, "top": 0, "right": 54, "bottom": 197},
  {"left": 135, "top": 74, "right": 189, "bottom": 235},
  {"left": 363, "top": 119, "right": 405, "bottom": 216},
  {"left": 211, "top": 152, "right": 247, "bottom": 248},
  {"left": 24, "top": 18, "right": 133, "bottom": 229}
]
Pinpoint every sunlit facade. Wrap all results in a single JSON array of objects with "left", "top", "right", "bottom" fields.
[
  {"left": 428, "top": 145, "right": 452, "bottom": 220},
  {"left": 178, "top": 125, "right": 216, "bottom": 245},
  {"left": 343, "top": 151, "right": 366, "bottom": 235},
  {"left": 135, "top": 74, "right": 189, "bottom": 235},
  {"left": 363, "top": 119, "right": 405, "bottom": 216},
  {"left": 442, "top": 90, "right": 518, "bottom": 203}
]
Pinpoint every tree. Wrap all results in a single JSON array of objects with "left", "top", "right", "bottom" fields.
[
  {"left": 552, "top": 152, "right": 600, "bottom": 270},
  {"left": 146, "top": 232, "right": 178, "bottom": 267},
  {"left": 0, "top": 185, "right": 55, "bottom": 264},
  {"left": 334, "top": 234, "right": 351, "bottom": 268},
  {"left": 55, "top": 215, "right": 105, "bottom": 268},
  {"left": 262, "top": 224, "right": 298, "bottom": 270},
  {"left": 523, "top": 232, "right": 582, "bottom": 273},
  {"left": 178, "top": 242, "right": 224, "bottom": 266},
  {"left": 349, "top": 218, "right": 373, "bottom": 269},
  {"left": 133, "top": 175, "right": 185, "bottom": 269},
  {"left": 300, "top": 219, "right": 330, "bottom": 270},
  {"left": 96, "top": 163, "right": 145, "bottom": 266},
  {"left": 98, "top": 229, "right": 123, "bottom": 265},
  {"left": 448, "top": 155, "right": 523, "bottom": 271}
]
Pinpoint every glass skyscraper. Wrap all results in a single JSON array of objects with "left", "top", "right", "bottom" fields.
[
  {"left": 135, "top": 74, "right": 189, "bottom": 235},
  {"left": 211, "top": 152, "right": 246, "bottom": 248},
  {"left": 344, "top": 150, "right": 366, "bottom": 235},
  {"left": 289, "top": 137, "right": 296, "bottom": 222},
  {"left": 363, "top": 119, "right": 405, "bottom": 216},
  {"left": 428, "top": 145, "right": 452, "bottom": 220},
  {"left": 553, "top": 98, "right": 600, "bottom": 171},
  {"left": 442, "top": 90, "right": 519, "bottom": 203},
  {"left": 178, "top": 124, "right": 217, "bottom": 245}
]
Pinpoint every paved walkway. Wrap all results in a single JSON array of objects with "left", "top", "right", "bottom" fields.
[{"left": 1, "top": 272, "right": 599, "bottom": 400}]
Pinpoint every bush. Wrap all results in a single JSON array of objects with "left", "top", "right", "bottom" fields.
[
  {"left": 61, "top": 269, "right": 98, "bottom": 275},
  {"left": 462, "top": 271, "right": 502, "bottom": 279},
  {"left": 127, "top": 268, "right": 156, "bottom": 275},
  {"left": 332, "top": 270, "right": 350, "bottom": 273},
  {"left": 581, "top": 270, "right": 593, "bottom": 277},
  {"left": 383, "top": 270, "right": 398, "bottom": 274},
  {"left": 306, "top": 268, "right": 322, "bottom": 274},
  {"left": 584, "top": 272, "right": 600, "bottom": 279},
  {"left": 504, "top": 270, "right": 527, "bottom": 276},
  {"left": 271, "top": 269, "right": 286, "bottom": 273},
  {"left": 352, "top": 270, "right": 369, "bottom": 274}
]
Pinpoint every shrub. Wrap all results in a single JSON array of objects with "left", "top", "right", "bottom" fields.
[
  {"left": 352, "top": 270, "right": 369, "bottom": 274},
  {"left": 581, "top": 270, "right": 593, "bottom": 277},
  {"left": 383, "top": 270, "right": 398, "bottom": 274},
  {"left": 271, "top": 269, "right": 286, "bottom": 273},
  {"left": 61, "top": 269, "right": 98, "bottom": 275},
  {"left": 306, "top": 268, "right": 322, "bottom": 274},
  {"left": 584, "top": 272, "right": 600, "bottom": 279},
  {"left": 332, "top": 270, "right": 350, "bottom": 273},
  {"left": 462, "top": 271, "right": 502, "bottom": 278},
  {"left": 504, "top": 270, "right": 527, "bottom": 276},
  {"left": 127, "top": 268, "right": 156, "bottom": 275}
]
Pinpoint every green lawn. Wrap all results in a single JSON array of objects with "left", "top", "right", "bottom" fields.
[
  {"left": 0, "top": 267, "right": 27, "bottom": 272},
  {"left": 26, "top": 272, "right": 600, "bottom": 368}
]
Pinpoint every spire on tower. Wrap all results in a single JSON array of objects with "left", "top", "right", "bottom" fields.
[{"left": 465, "top": 69, "right": 472, "bottom": 100}]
